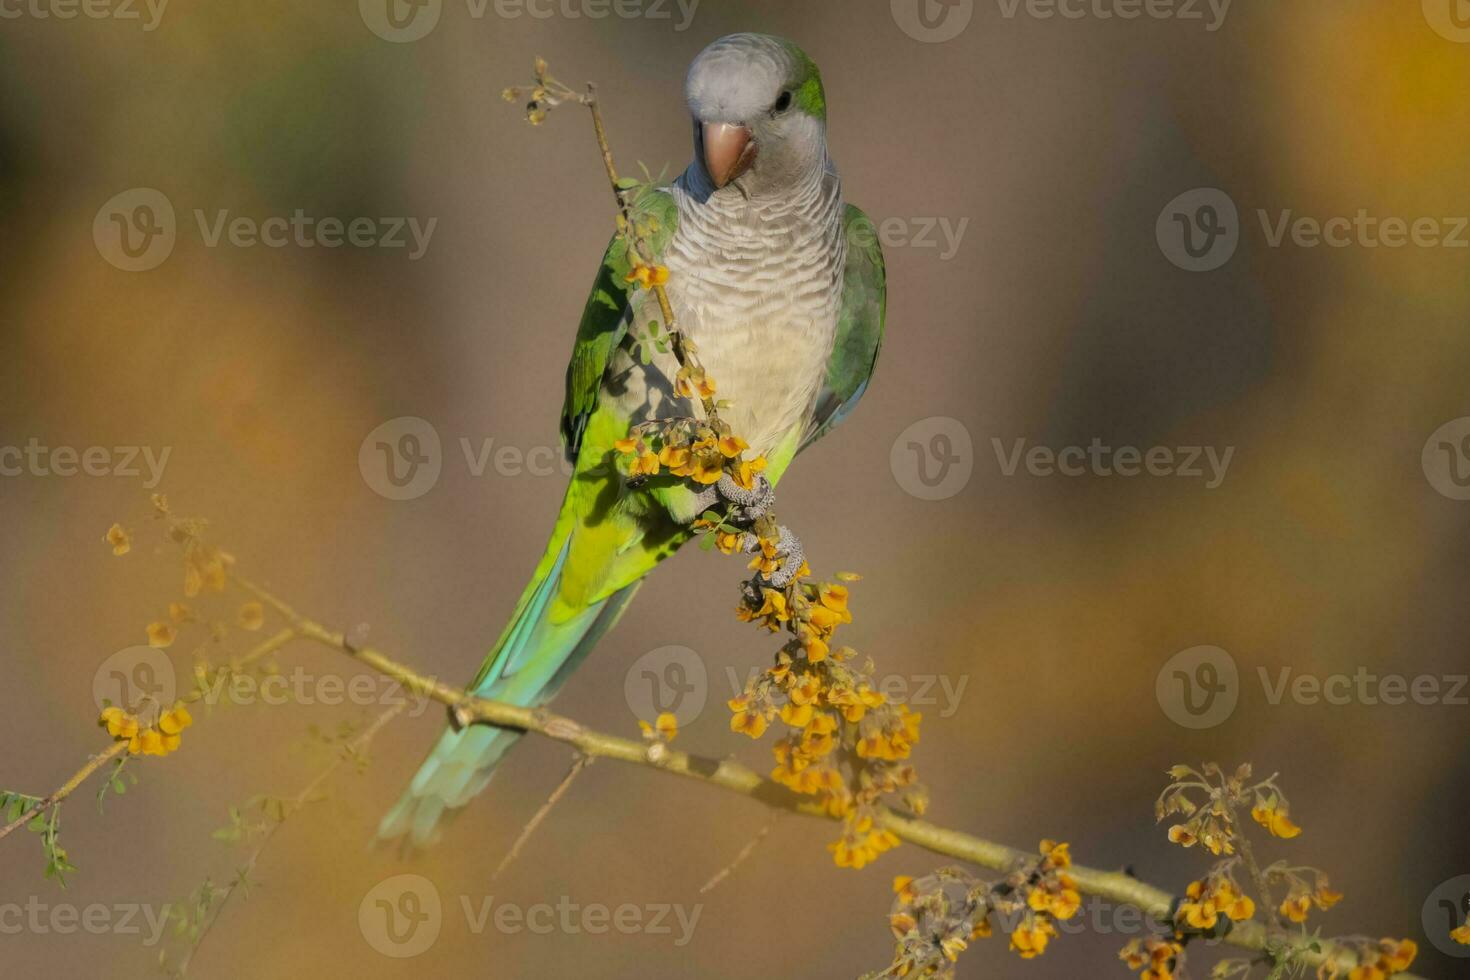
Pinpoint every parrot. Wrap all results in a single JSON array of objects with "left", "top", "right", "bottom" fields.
[{"left": 378, "top": 32, "right": 887, "bottom": 847}]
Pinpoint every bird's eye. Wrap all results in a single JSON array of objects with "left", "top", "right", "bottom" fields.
[{"left": 773, "top": 90, "right": 793, "bottom": 114}]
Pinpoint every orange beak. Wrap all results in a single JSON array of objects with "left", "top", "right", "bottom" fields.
[{"left": 701, "top": 122, "right": 757, "bottom": 189}]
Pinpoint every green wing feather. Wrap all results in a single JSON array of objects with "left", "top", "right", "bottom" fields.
[
  {"left": 802, "top": 203, "right": 888, "bottom": 451},
  {"left": 561, "top": 187, "right": 680, "bottom": 455}
]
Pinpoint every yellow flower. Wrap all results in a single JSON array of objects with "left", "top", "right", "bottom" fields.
[
  {"left": 658, "top": 443, "right": 691, "bottom": 473},
  {"left": 1280, "top": 892, "right": 1311, "bottom": 924},
  {"left": 624, "top": 264, "right": 669, "bottom": 289},
  {"left": 613, "top": 436, "right": 640, "bottom": 454},
  {"left": 99, "top": 706, "right": 139, "bottom": 740},
  {"left": 133, "top": 728, "right": 165, "bottom": 756},
  {"left": 746, "top": 537, "right": 782, "bottom": 578},
  {"left": 892, "top": 875, "right": 919, "bottom": 904},
  {"left": 780, "top": 701, "right": 814, "bottom": 728},
  {"left": 1451, "top": 921, "right": 1470, "bottom": 946},
  {"left": 789, "top": 673, "right": 823, "bottom": 705},
  {"left": 738, "top": 588, "right": 789, "bottom": 630},
  {"left": 728, "top": 696, "right": 769, "bottom": 739},
  {"left": 238, "top": 601, "right": 265, "bottom": 631},
  {"left": 1178, "top": 880, "right": 1219, "bottom": 930},
  {"left": 687, "top": 443, "right": 724, "bottom": 485},
  {"left": 1214, "top": 880, "right": 1255, "bottom": 922},
  {"left": 105, "top": 523, "right": 131, "bottom": 556},
  {"left": 1040, "top": 839, "right": 1072, "bottom": 869},
  {"left": 1009, "top": 915, "right": 1055, "bottom": 958},
  {"left": 1379, "top": 938, "right": 1416, "bottom": 973},
  {"left": 717, "top": 435, "right": 747, "bottom": 458},
  {"left": 1251, "top": 799, "right": 1302, "bottom": 839},
  {"left": 1167, "top": 824, "right": 1197, "bottom": 847},
  {"left": 168, "top": 602, "right": 192, "bottom": 623},
  {"left": 629, "top": 451, "right": 660, "bottom": 479},
  {"left": 146, "top": 621, "right": 177, "bottom": 649},
  {"left": 730, "top": 455, "right": 767, "bottom": 490},
  {"left": 640, "top": 711, "right": 679, "bottom": 742},
  {"left": 159, "top": 702, "right": 192, "bottom": 734}
]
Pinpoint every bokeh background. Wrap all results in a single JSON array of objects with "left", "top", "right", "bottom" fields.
[{"left": 3, "top": 1, "right": 1470, "bottom": 977}]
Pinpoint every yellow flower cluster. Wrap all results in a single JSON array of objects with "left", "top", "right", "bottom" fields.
[
  {"left": 1119, "top": 936, "right": 1185, "bottom": 980},
  {"left": 1175, "top": 875, "right": 1255, "bottom": 931},
  {"left": 1317, "top": 939, "right": 1418, "bottom": 980},
  {"left": 99, "top": 703, "right": 192, "bottom": 757},
  {"left": 1010, "top": 840, "right": 1081, "bottom": 958},
  {"left": 886, "top": 841, "right": 1079, "bottom": 978},
  {"left": 1279, "top": 878, "right": 1342, "bottom": 923},
  {"left": 1453, "top": 917, "right": 1470, "bottom": 946},
  {"left": 614, "top": 428, "right": 765, "bottom": 488},
  {"left": 725, "top": 573, "right": 924, "bottom": 869}
]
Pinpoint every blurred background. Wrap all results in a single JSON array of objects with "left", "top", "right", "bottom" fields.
[{"left": 3, "top": 0, "right": 1470, "bottom": 976}]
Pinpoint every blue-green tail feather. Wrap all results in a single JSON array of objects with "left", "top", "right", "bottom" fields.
[{"left": 377, "top": 531, "right": 641, "bottom": 847}]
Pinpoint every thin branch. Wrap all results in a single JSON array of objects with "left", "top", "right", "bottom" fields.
[
  {"left": 491, "top": 753, "right": 594, "bottom": 883},
  {"left": 1, "top": 578, "right": 1428, "bottom": 979},
  {"left": 699, "top": 814, "right": 780, "bottom": 895}
]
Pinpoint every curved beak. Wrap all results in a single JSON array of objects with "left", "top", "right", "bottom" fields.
[{"left": 700, "top": 122, "right": 757, "bottom": 189}]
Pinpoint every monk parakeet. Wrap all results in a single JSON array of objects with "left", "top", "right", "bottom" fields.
[{"left": 380, "top": 32, "right": 887, "bottom": 846}]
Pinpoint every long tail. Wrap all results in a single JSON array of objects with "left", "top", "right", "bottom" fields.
[{"left": 376, "top": 526, "right": 641, "bottom": 848}]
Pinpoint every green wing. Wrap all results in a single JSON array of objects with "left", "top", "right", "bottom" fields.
[
  {"left": 802, "top": 203, "right": 888, "bottom": 452},
  {"left": 561, "top": 187, "right": 679, "bottom": 456}
]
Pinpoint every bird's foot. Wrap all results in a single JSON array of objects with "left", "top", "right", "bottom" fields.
[
  {"left": 745, "top": 523, "right": 805, "bottom": 590},
  {"left": 686, "top": 473, "right": 775, "bottom": 523}
]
